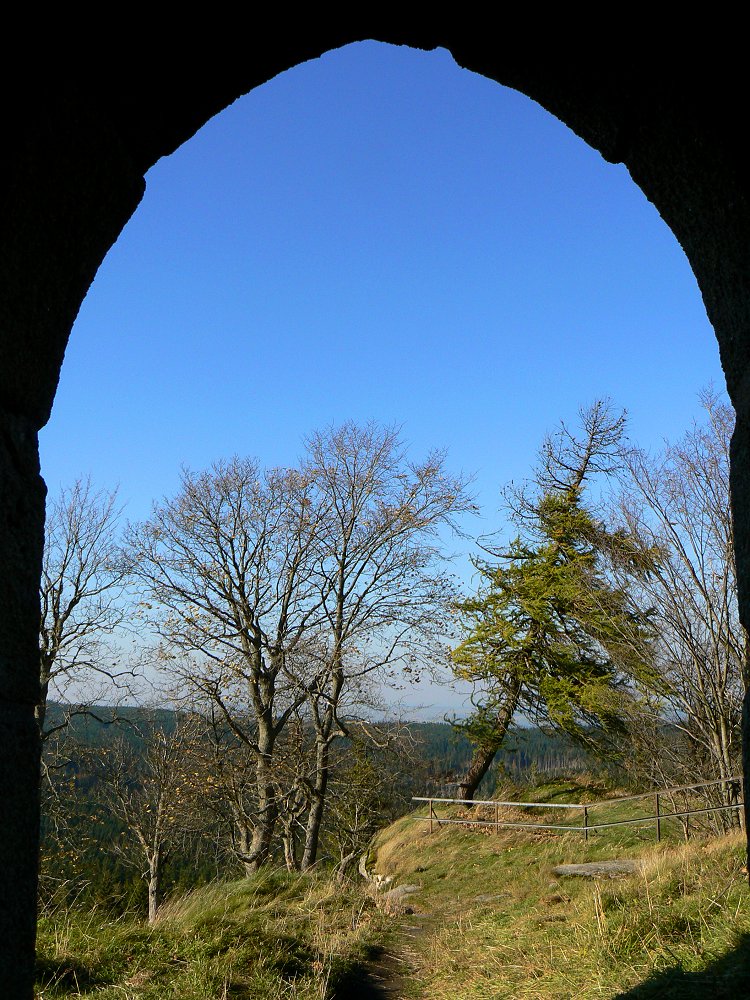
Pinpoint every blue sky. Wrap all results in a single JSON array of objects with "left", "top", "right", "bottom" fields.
[{"left": 39, "top": 42, "right": 725, "bottom": 715}]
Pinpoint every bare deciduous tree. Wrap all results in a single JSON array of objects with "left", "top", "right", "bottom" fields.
[
  {"left": 614, "top": 390, "right": 745, "bottom": 825},
  {"left": 128, "top": 461, "right": 324, "bottom": 871},
  {"left": 297, "top": 422, "right": 473, "bottom": 868},
  {"left": 39, "top": 477, "right": 130, "bottom": 740},
  {"left": 92, "top": 714, "right": 202, "bottom": 923}
]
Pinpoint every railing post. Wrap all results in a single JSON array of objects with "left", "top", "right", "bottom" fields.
[
  {"left": 583, "top": 805, "right": 589, "bottom": 842},
  {"left": 429, "top": 799, "right": 433, "bottom": 834},
  {"left": 655, "top": 792, "right": 661, "bottom": 843},
  {"left": 495, "top": 801, "right": 499, "bottom": 834}
]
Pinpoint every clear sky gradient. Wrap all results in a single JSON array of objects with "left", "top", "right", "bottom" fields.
[{"left": 39, "top": 42, "right": 725, "bottom": 715}]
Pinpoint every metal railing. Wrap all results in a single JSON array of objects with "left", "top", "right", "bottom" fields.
[{"left": 413, "top": 775, "right": 744, "bottom": 842}]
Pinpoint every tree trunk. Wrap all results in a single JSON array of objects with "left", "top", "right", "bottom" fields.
[
  {"left": 458, "top": 677, "right": 522, "bottom": 802},
  {"left": 458, "top": 744, "right": 501, "bottom": 802},
  {"left": 278, "top": 782, "right": 306, "bottom": 872},
  {"left": 246, "top": 792, "right": 277, "bottom": 872},
  {"left": 301, "top": 736, "right": 330, "bottom": 871},
  {"left": 147, "top": 848, "right": 163, "bottom": 924},
  {"left": 245, "top": 732, "right": 278, "bottom": 872},
  {"left": 233, "top": 819, "right": 257, "bottom": 877},
  {"left": 336, "top": 851, "right": 359, "bottom": 884},
  {"left": 301, "top": 668, "right": 342, "bottom": 871},
  {"left": 282, "top": 828, "right": 300, "bottom": 872},
  {"left": 714, "top": 727, "right": 742, "bottom": 831},
  {"left": 237, "top": 710, "right": 279, "bottom": 874}
]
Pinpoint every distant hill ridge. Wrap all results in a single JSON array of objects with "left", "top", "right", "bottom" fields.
[{"left": 45, "top": 703, "right": 595, "bottom": 791}]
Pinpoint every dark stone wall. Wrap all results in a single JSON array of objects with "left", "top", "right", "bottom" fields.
[{"left": 3, "top": 28, "right": 749, "bottom": 996}]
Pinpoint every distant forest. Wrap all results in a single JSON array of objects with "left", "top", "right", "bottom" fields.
[
  {"left": 412, "top": 721, "right": 595, "bottom": 797},
  {"left": 46, "top": 704, "right": 595, "bottom": 796},
  {"left": 41, "top": 703, "right": 595, "bottom": 914}
]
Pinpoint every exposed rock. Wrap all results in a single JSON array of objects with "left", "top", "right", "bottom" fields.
[
  {"left": 381, "top": 884, "right": 422, "bottom": 904},
  {"left": 552, "top": 860, "right": 640, "bottom": 878},
  {"left": 4, "top": 33, "right": 750, "bottom": 999}
]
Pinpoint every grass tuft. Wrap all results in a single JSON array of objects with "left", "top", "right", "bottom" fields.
[{"left": 36, "top": 869, "right": 386, "bottom": 999}]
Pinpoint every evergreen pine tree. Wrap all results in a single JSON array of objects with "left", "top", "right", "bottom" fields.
[{"left": 453, "top": 401, "right": 656, "bottom": 800}]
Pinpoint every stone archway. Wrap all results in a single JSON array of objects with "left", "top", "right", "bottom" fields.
[{"left": 3, "top": 30, "right": 750, "bottom": 997}]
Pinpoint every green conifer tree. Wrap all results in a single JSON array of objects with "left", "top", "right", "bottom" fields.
[{"left": 453, "top": 401, "right": 656, "bottom": 800}]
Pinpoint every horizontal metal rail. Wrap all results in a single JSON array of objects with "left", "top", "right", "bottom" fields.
[
  {"left": 579, "top": 802, "right": 744, "bottom": 833},
  {"left": 413, "top": 795, "right": 586, "bottom": 810},
  {"left": 414, "top": 775, "right": 745, "bottom": 841},
  {"left": 418, "top": 816, "right": 587, "bottom": 832},
  {"left": 413, "top": 775, "right": 743, "bottom": 813}
]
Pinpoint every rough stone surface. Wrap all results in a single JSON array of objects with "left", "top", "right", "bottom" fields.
[
  {"left": 0, "top": 413, "right": 45, "bottom": 997},
  {"left": 4, "top": 24, "right": 750, "bottom": 997},
  {"left": 552, "top": 861, "right": 641, "bottom": 878},
  {"left": 381, "top": 884, "right": 422, "bottom": 903}
]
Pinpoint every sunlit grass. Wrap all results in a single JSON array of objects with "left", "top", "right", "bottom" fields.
[
  {"left": 36, "top": 869, "right": 386, "bottom": 999},
  {"left": 36, "top": 780, "right": 750, "bottom": 999},
  {"left": 372, "top": 783, "right": 750, "bottom": 999}
]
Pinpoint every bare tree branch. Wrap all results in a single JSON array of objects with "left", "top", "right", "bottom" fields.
[{"left": 39, "top": 477, "right": 132, "bottom": 740}]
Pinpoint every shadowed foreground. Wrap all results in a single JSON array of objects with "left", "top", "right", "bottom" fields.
[{"left": 613, "top": 931, "right": 750, "bottom": 999}]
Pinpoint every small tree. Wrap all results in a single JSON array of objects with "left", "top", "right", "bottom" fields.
[
  {"left": 93, "top": 716, "right": 201, "bottom": 923},
  {"left": 39, "top": 477, "right": 131, "bottom": 740},
  {"left": 453, "top": 402, "right": 655, "bottom": 800}
]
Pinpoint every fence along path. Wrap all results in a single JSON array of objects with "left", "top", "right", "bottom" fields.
[{"left": 413, "top": 775, "right": 744, "bottom": 842}]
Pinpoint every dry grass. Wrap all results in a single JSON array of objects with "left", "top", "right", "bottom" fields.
[
  {"left": 370, "top": 795, "right": 750, "bottom": 999},
  {"left": 36, "top": 783, "right": 750, "bottom": 999},
  {"left": 36, "top": 869, "right": 387, "bottom": 999}
]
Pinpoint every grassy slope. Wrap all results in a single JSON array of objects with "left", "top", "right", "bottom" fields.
[
  {"left": 35, "top": 870, "right": 387, "bottom": 999},
  {"left": 36, "top": 781, "right": 750, "bottom": 999},
  {"left": 370, "top": 784, "right": 750, "bottom": 999}
]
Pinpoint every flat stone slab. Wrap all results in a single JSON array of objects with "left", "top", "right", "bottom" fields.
[
  {"left": 381, "top": 884, "right": 422, "bottom": 903},
  {"left": 552, "top": 861, "right": 640, "bottom": 878}
]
